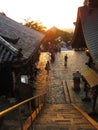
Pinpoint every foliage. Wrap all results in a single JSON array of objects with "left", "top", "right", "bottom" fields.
[
  {"left": 83, "top": 0, "right": 89, "bottom": 6},
  {"left": 0, "top": 12, "right": 6, "bottom": 16},
  {"left": 24, "top": 19, "right": 73, "bottom": 51},
  {"left": 43, "top": 26, "right": 73, "bottom": 43},
  {"left": 83, "top": 0, "right": 98, "bottom": 7},
  {"left": 41, "top": 26, "right": 73, "bottom": 51},
  {"left": 24, "top": 18, "right": 47, "bottom": 33}
]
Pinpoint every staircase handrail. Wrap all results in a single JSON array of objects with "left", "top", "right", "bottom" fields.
[{"left": 0, "top": 92, "right": 46, "bottom": 130}]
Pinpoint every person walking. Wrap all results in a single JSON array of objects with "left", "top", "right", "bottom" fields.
[
  {"left": 73, "top": 71, "right": 81, "bottom": 91},
  {"left": 45, "top": 61, "right": 50, "bottom": 74},
  {"left": 64, "top": 54, "right": 68, "bottom": 66}
]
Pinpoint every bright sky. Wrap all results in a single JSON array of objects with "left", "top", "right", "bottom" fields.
[{"left": 0, "top": 0, "right": 84, "bottom": 30}]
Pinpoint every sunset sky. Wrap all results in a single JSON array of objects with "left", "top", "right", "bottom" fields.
[{"left": 0, "top": 0, "right": 84, "bottom": 30}]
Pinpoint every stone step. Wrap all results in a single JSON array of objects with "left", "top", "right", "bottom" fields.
[{"left": 31, "top": 104, "right": 96, "bottom": 130}]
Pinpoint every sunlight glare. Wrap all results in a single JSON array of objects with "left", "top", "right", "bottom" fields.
[{"left": 0, "top": 0, "right": 83, "bottom": 29}]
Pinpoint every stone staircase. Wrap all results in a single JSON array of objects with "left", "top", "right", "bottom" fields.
[{"left": 30, "top": 104, "right": 97, "bottom": 130}]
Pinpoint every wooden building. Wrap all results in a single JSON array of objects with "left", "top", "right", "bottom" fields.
[
  {"left": 72, "top": 0, "right": 98, "bottom": 69},
  {"left": 0, "top": 13, "right": 44, "bottom": 99},
  {"left": 72, "top": 0, "right": 98, "bottom": 113}
]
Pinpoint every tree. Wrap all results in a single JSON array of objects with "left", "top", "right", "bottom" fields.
[
  {"left": 24, "top": 18, "right": 47, "bottom": 33},
  {"left": 83, "top": 0, "right": 89, "bottom": 6},
  {"left": 83, "top": 0, "right": 98, "bottom": 7},
  {"left": 0, "top": 12, "right": 6, "bottom": 16}
]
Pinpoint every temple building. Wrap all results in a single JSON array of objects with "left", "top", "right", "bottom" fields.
[{"left": 0, "top": 13, "right": 44, "bottom": 98}]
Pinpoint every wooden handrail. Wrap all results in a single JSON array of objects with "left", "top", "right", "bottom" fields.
[
  {"left": 0, "top": 92, "right": 46, "bottom": 117},
  {"left": 72, "top": 103, "right": 98, "bottom": 129},
  {"left": 0, "top": 92, "right": 46, "bottom": 130}
]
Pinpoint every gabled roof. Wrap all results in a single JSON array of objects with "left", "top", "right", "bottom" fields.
[
  {"left": 0, "top": 36, "right": 18, "bottom": 63},
  {"left": 72, "top": 6, "right": 98, "bottom": 66},
  {"left": 0, "top": 13, "right": 45, "bottom": 62},
  {"left": 42, "top": 26, "right": 69, "bottom": 43}
]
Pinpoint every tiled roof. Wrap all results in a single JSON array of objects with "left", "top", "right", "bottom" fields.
[
  {"left": 0, "top": 13, "right": 45, "bottom": 61},
  {"left": 79, "top": 6, "right": 98, "bottom": 65},
  {"left": 0, "top": 36, "right": 18, "bottom": 63},
  {"left": 72, "top": 6, "right": 98, "bottom": 66}
]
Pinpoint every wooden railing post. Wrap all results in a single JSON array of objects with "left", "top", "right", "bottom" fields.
[
  {"left": 28, "top": 101, "right": 33, "bottom": 129},
  {"left": 18, "top": 107, "right": 23, "bottom": 130},
  {"left": 0, "top": 92, "right": 46, "bottom": 130}
]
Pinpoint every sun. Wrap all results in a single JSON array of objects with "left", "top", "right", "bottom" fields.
[
  {"left": 29, "top": 0, "right": 83, "bottom": 29},
  {"left": 41, "top": 18, "right": 73, "bottom": 30}
]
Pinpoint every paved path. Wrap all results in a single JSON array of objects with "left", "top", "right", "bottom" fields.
[
  {"left": 35, "top": 50, "right": 98, "bottom": 120},
  {"left": 1, "top": 50, "right": 98, "bottom": 130},
  {"left": 31, "top": 50, "right": 98, "bottom": 129}
]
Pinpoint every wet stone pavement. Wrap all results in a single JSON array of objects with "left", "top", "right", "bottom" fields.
[
  {"left": 35, "top": 50, "right": 98, "bottom": 121},
  {"left": 35, "top": 51, "right": 66, "bottom": 104},
  {"left": 0, "top": 50, "right": 98, "bottom": 130}
]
